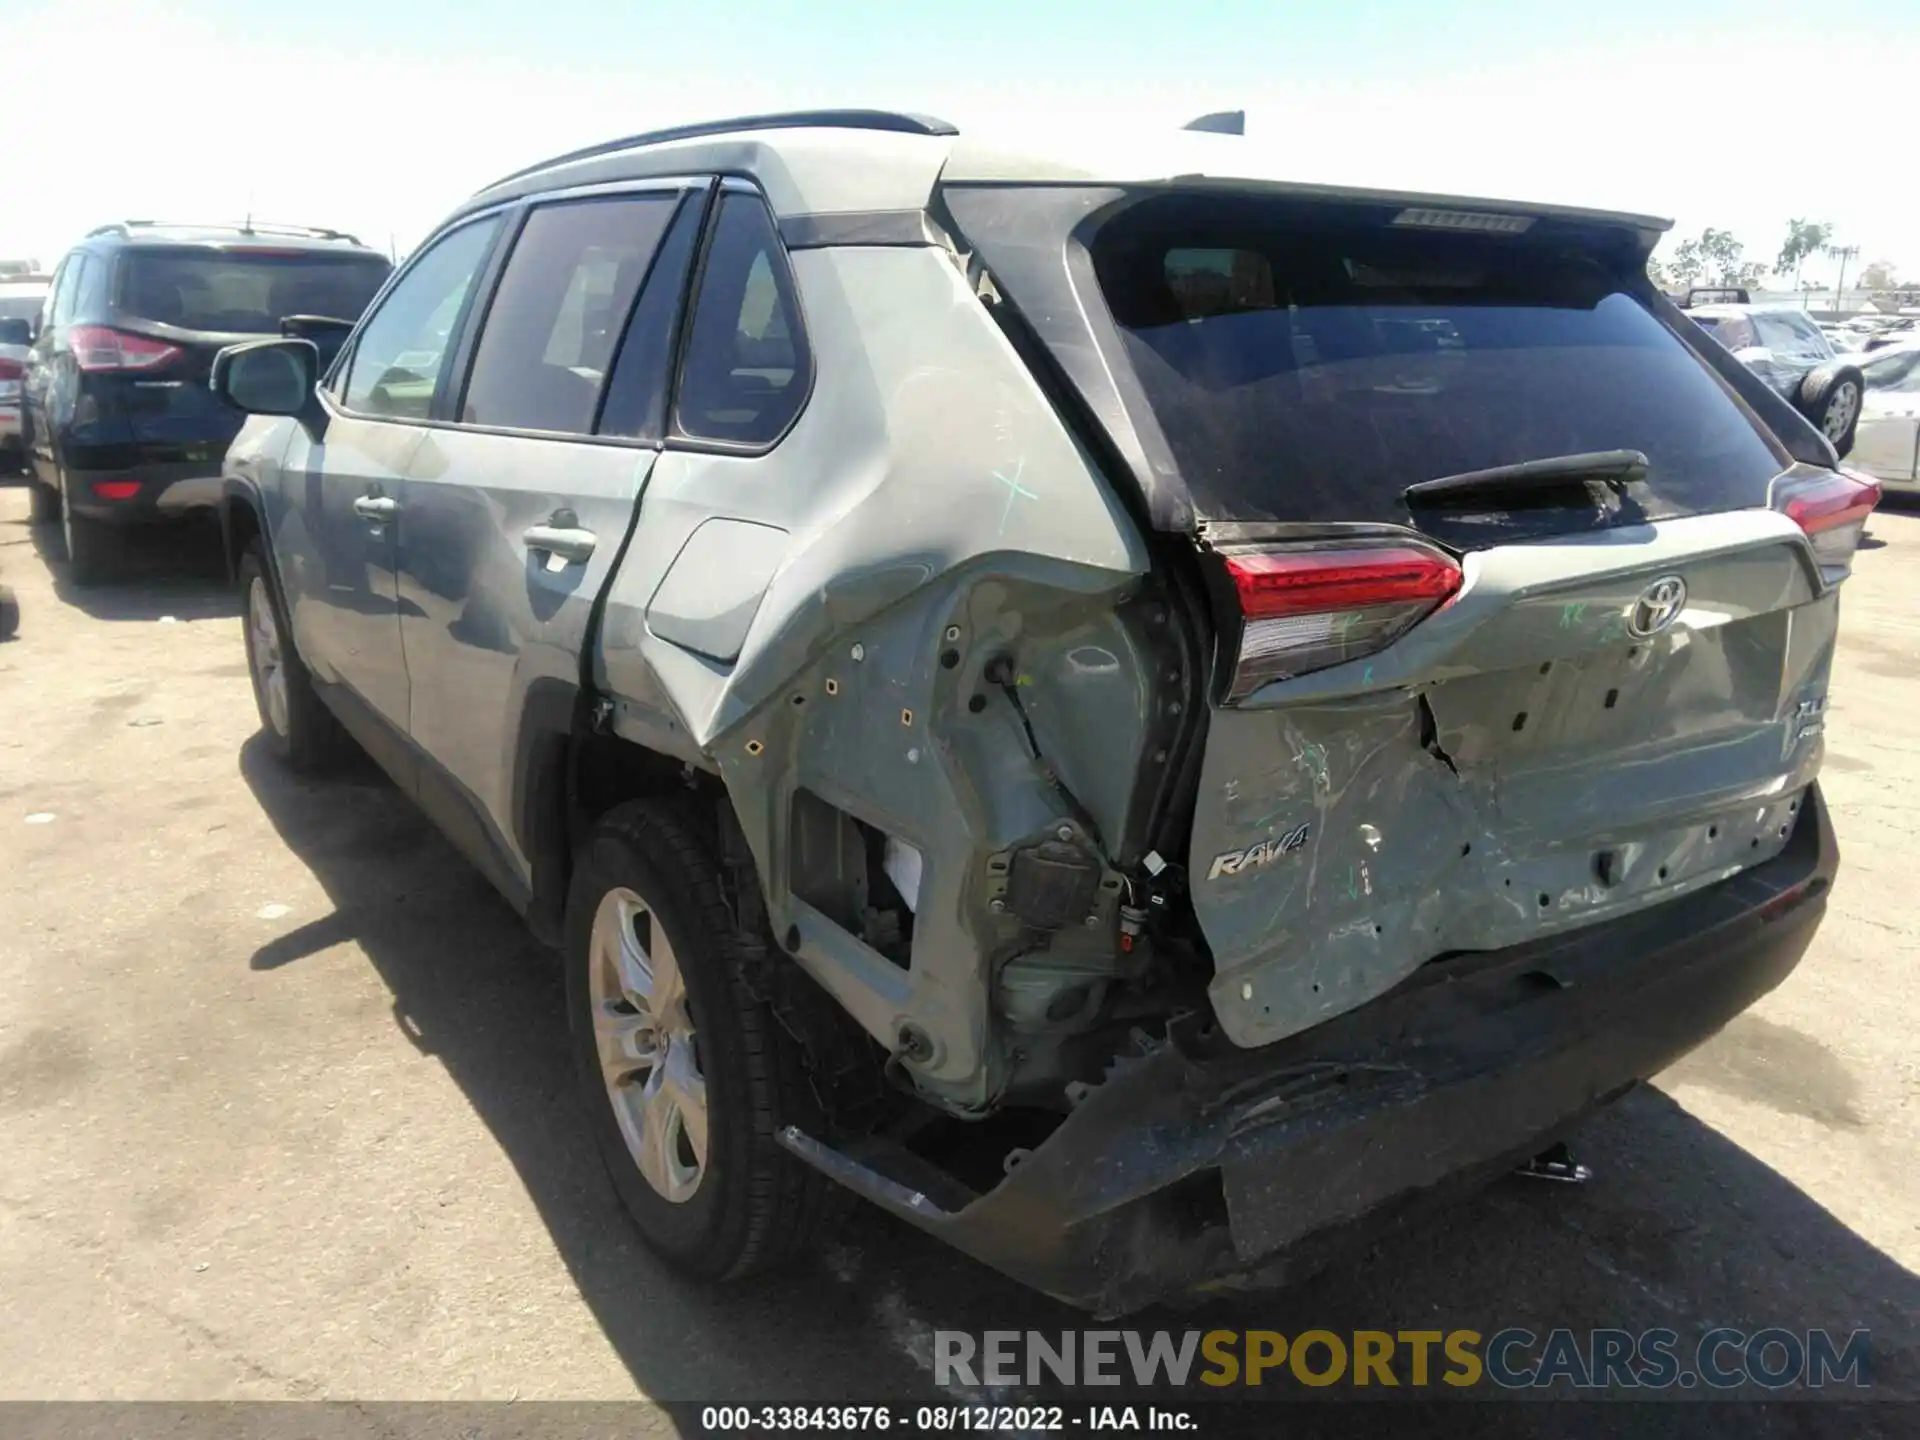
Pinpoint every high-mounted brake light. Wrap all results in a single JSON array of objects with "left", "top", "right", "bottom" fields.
[
  {"left": 1221, "top": 541, "right": 1462, "bottom": 701},
  {"left": 1773, "top": 468, "right": 1879, "bottom": 585},
  {"left": 69, "top": 325, "right": 183, "bottom": 373}
]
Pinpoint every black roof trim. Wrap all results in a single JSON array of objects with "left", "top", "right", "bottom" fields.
[{"left": 478, "top": 110, "right": 959, "bottom": 195}]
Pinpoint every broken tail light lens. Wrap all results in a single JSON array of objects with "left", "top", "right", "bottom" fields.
[
  {"left": 1774, "top": 468, "right": 1880, "bottom": 585},
  {"left": 1221, "top": 540, "right": 1462, "bottom": 701},
  {"left": 68, "top": 325, "right": 183, "bottom": 373}
]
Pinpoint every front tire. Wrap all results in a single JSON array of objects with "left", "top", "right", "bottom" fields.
[
  {"left": 238, "top": 543, "right": 342, "bottom": 771},
  {"left": 565, "top": 799, "right": 839, "bottom": 1281}
]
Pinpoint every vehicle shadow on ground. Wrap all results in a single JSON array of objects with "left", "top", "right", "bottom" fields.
[
  {"left": 239, "top": 738, "right": 1917, "bottom": 1434},
  {"left": 17, "top": 509, "right": 236, "bottom": 621}
]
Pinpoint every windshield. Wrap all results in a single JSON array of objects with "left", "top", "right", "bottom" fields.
[
  {"left": 1862, "top": 347, "right": 1920, "bottom": 391},
  {"left": 0, "top": 293, "right": 44, "bottom": 323},
  {"left": 116, "top": 248, "right": 391, "bottom": 332},
  {"left": 1090, "top": 198, "right": 1785, "bottom": 538}
]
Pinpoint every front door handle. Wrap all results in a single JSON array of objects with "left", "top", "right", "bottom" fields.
[
  {"left": 524, "top": 524, "right": 597, "bottom": 564},
  {"left": 353, "top": 494, "right": 400, "bottom": 521}
]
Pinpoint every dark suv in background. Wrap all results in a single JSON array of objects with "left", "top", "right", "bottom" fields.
[{"left": 21, "top": 222, "right": 391, "bottom": 582}]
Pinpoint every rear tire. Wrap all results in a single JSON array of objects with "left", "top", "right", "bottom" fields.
[
  {"left": 565, "top": 798, "right": 840, "bottom": 1281},
  {"left": 27, "top": 481, "right": 60, "bottom": 524},
  {"left": 61, "top": 505, "right": 115, "bottom": 587},
  {"left": 238, "top": 543, "right": 343, "bottom": 772},
  {"left": 1797, "top": 365, "right": 1864, "bottom": 458}
]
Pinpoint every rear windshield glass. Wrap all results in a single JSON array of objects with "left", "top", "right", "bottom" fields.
[
  {"left": 0, "top": 292, "right": 44, "bottom": 323},
  {"left": 116, "top": 249, "right": 391, "bottom": 332},
  {"left": 1091, "top": 200, "right": 1785, "bottom": 535}
]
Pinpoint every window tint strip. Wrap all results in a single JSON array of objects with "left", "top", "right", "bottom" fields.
[{"left": 594, "top": 189, "right": 706, "bottom": 440}]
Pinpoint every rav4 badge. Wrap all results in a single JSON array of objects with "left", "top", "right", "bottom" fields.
[{"left": 1208, "top": 824, "right": 1311, "bottom": 880}]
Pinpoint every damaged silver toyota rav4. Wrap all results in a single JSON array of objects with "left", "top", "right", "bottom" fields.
[{"left": 213, "top": 111, "right": 1872, "bottom": 1315}]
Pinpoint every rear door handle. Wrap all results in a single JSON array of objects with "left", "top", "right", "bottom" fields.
[
  {"left": 353, "top": 495, "right": 400, "bottom": 521},
  {"left": 524, "top": 524, "right": 597, "bottom": 564}
]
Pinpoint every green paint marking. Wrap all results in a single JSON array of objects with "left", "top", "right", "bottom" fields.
[
  {"left": 992, "top": 458, "right": 1038, "bottom": 535},
  {"left": 1559, "top": 602, "right": 1587, "bottom": 629},
  {"left": 1347, "top": 865, "right": 1359, "bottom": 900}
]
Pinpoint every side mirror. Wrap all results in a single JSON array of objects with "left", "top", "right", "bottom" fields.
[
  {"left": 0, "top": 318, "right": 31, "bottom": 346},
  {"left": 212, "top": 338, "right": 320, "bottom": 420}
]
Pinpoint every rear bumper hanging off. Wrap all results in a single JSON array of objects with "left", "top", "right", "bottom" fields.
[{"left": 781, "top": 784, "right": 1838, "bottom": 1315}]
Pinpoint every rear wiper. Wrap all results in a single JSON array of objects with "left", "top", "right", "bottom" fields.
[{"left": 1404, "top": 450, "right": 1650, "bottom": 505}]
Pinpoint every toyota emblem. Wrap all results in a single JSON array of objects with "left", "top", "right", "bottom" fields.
[{"left": 1628, "top": 575, "right": 1688, "bottom": 638}]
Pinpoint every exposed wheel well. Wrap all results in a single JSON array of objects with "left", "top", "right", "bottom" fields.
[
  {"left": 220, "top": 493, "right": 264, "bottom": 582},
  {"left": 530, "top": 728, "right": 727, "bottom": 946}
]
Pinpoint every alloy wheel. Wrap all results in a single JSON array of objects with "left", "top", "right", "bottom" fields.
[
  {"left": 1824, "top": 380, "right": 1861, "bottom": 443},
  {"left": 587, "top": 887, "right": 708, "bottom": 1203},
  {"left": 246, "top": 576, "right": 290, "bottom": 739}
]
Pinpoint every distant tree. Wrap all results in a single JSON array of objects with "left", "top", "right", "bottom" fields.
[
  {"left": 1699, "top": 228, "right": 1765, "bottom": 288},
  {"left": 1861, "top": 260, "right": 1900, "bottom": 290},
  {"left": 1646, "top": 254, "right": 1672, "bottom": 291},
  {"left": 1662, "top": 227, "right": 1763, "bottom": 291},
  {"left": 1827, "top": 243, "right": 1861, "bottom": 303},
  {"left": 1775, "top": 219, "right": 1834, "bottom": 289},
  {"left": 1668, "top": 237, "right": 1705, "bottom": 288}
]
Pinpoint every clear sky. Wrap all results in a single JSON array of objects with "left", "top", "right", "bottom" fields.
[{"left": 4, "top": 0, "right": 1913, "bottom": 286}]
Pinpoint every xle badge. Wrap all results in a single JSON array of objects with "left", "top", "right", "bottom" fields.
[{"left": 1208, "top": 824, "right": 1311, "bottom": 880}]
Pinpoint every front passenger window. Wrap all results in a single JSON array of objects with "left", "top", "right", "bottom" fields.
[
  {"left": 673, "top": 192, "right": 809, "bottom": 447},
  {"left": 341, "top": 218, "right": 499, "bottom": 420}
]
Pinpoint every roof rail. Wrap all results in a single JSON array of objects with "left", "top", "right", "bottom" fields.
[
  {"left": 477, "top": 108, "right": 959, "bottom": 194},
  {"left": 84, "top": 219, "right": 366, "bottom": 246}
]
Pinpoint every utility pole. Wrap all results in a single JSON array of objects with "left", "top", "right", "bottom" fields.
[{"left": 1829, "top": 244, "right": 1860, "bottom": 312}]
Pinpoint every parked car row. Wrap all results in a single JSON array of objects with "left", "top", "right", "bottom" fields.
[
  {"left": 11, "top": 221, "right": 390, "bottom": 582},
  {"left": 202, "top": 110, "right": 1867, "bottom": 1314},
  {"left": 1849, "top": 340, "right": 1920, "bottom": 490},
  {"left": 1676, "top": 290, "right": 1867, "bottom": 457},
  {"left": 0, "top": 279, "right": 46, "bottom": 476}
]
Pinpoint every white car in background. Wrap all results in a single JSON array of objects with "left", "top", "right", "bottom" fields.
[
  {"left": 1848, "top": 341, "right": 1920, "bottom": 491},
  {"left": 0, "top": 280, "right": 48, "bottom": 476}
]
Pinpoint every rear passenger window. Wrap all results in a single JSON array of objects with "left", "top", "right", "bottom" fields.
[
  {"left": 49, "top": 257, "right": 84, "bottom": 328},
  {"left": 673, "top": 193, "right": 809, "bottom": 447},
  {"left": 460, "top": 193, "right": 681, "bottom": 435},
  {"left": 74, "top": 256, "right": 111, "bottom": 319},
  {"left": 341, "top": 217, "right": 499, "bottom": 420}
]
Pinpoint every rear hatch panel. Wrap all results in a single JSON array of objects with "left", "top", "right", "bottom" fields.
[
  {"left": 945, "top": 178, "right": 1846, "bottom": 1047},
  {"left": 107, "top": 244, "right": 389, "bottom": 458},
  {"left": 1190, "top": 508, "right": 1832, "bottom": 1046}
]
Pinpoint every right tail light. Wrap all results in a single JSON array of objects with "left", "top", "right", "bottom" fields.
[
  {"left": 1218, "top": 540, "right": 1463, "bottom": 702},
  {"left": 1774, "top": 468, "right": 1880, "bottom": 585}
]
